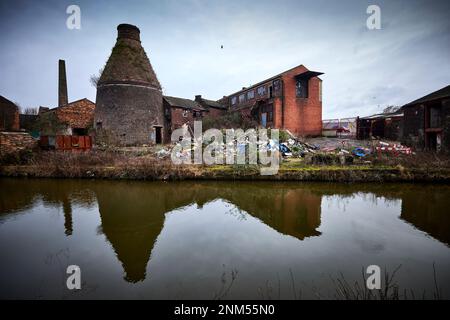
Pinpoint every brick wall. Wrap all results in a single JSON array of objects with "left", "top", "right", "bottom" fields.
[
  {"left": 0, "top": 132, "right": 37, "bottom": 157},
  {"left": 225, "top": 65, "right": 322, "bottom": 136},
  {"left": 0, "top": 96, "right": 20, "bottom": 131},
  {"left": 170, "top": 107, "right": 197, "bottom": 132},
  {"left": 281, "top": 66, "right": 322, "bottom": 136},
  {"left": 56, "top": 99, "right": 95, "bottom": 130}
]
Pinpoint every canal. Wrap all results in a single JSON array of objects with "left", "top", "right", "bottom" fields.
[{"left": 0, "top": 178, "right": 449, "bottom": 299}]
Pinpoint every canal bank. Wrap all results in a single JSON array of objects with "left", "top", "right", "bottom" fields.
[
  {"left": 2, "top": 149, "right": 450, "bottom": 183},
  {"left": 2, "top": 163, "right": 450, "bottom": 183}
]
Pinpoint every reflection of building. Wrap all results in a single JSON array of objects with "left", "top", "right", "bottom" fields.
[
  {"left": 400, "top": 189, "right": 450, "bottom": 246},
  {"left": 3, "top": 179, "right": 449, "bottom": 285}
]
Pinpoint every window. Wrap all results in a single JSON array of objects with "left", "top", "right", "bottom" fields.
[
  {"left": 257, "top": 85, "right": 266, "bottom": 96},
  {"left": 268, "top": 111, "right": 273, "bottom": 122},
  {"left": 319, "top": 81, "right": 322, "bottom": 102},
  {"left": 247, "top": 90, "right": 255, "bottom": 100},
  {"left": 231, "top": 96, "right": 237, "bottom": 106},
  {"left": 296, "top": 79, "right": 308, "bottom": 98},
  {"left": 273, "top": 79, "right": 281, "bottom": 92},
  {"left": 239, "top": 93, "right": 246, "bottom": 104},
  {"left": 182, "top": 110, "right": 188, "bottom": 117},
  {"left": 269, "top": 85, "right": 273, "bottom": 98},
  {"left": 96, "top": 121, "right": 102, "bottom": 130}
]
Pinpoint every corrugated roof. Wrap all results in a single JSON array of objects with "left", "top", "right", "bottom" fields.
[
  {"left": 403, "top": 85, "right": 450, "bottom": 107},
  {"left": 164, "top": 96, "right": 205, "bottom": 111}
]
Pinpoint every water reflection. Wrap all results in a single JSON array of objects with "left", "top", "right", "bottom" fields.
[{"left": 0, "top": 179, "right": 449, "bottom": 298}]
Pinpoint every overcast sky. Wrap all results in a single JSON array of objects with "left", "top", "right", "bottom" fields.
[{"left": 0, "top": 0, "right": 449, "bottom": 118}]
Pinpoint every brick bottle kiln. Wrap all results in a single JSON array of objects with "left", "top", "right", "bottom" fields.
[{"left": 94, "top": 24, "right": 164, "bottom": 146}]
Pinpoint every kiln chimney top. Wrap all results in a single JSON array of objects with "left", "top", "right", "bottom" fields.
[{"left": 117, "top": 24, "right": 140, "bottom": 41}]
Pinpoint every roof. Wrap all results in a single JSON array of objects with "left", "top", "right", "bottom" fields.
[
  {"left": 0, "top": 95, "right": 19, "bottom": 110},
  {"left": 98, "top": 25, "right": 161, "bottom": 89},
  {"left": 361, "top": 112, "right": 404, "bottom": 120},
  {"left": 41, "top": 98, "right": 95, "bottom": 113},
  {"left": 199, "top": 97, "right": 227, "bottom": 110},
  {"left": 225, "top": 64, "right": 324, "bottom": 98},
  {"left": 403, "top": 85, "right": 450, "bottom": 107},
  {"left": 163, "top": 96, "right": 205, "bottom": 111}
]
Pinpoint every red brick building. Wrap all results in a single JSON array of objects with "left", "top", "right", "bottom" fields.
[
  {"left": 38, "top": 98, "right": 95, "bottom": 136},
  {"left": 163, "top": 96, "right": 206, "bottom": 140},
  {"left": 194, "top": 95, "right": 227, "bottom": 118},
  {"left": 0, "top": 95, "right": 20, "bottom": 132},
  {"left": 222, "top": 64, "right": 323, "bottom": 137}
]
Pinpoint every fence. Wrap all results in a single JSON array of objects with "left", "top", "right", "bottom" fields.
[{"left": 39, "top": 135, "right": 92, "bottom": 151}]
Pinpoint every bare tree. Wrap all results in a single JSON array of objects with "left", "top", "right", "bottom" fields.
[
  {"left": 23, "top": 107, "right": 38, "bottom": 115},
  {"left": 90, "top": 67, "right": 104, "bottom": 88}
]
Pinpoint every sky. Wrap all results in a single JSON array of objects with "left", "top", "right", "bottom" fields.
[{"left": 0, "top": 0, "right": 449, "bottom": 119}]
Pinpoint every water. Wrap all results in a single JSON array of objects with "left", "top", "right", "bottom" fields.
[{"left": 0, "top": 178, "right": 449, "bottom": 299}]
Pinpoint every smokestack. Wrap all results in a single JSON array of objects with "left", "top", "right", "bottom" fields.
[{"left": 58, "top": 59, "right": 68, "bottom": 107}]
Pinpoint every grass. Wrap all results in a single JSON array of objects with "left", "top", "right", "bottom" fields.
[{"left": 1, "top": 148, "right": 450, "bottom": 183}]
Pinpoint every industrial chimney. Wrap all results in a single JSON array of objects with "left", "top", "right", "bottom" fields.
[
  {"left": 94, "top": 24, "right": 164, "bottom": 146},
  {"left": 58, "top": 59, "right": 68, "bottom": 107}
]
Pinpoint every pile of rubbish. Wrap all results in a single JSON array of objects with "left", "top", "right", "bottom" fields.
[{"left": 279, "top": 138, "right": 414, "bottom": 161}]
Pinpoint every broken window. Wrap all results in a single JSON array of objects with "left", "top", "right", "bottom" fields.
[
  {"left": 257, "top": 85, "right": 266, "bottom": 96},
  {"left": 273, "top": 79, "right": 281, "bottom": 92},
  {"left": 247, "top": 90, "right": 255, "bottom": 100},
  {"left": 239, "top": 93, "right": 246, "bottom": 104},
  {"left": 296, "top": 78, "right": 308, "bottom": 98},
  {"left": 269, "top": 86, "right": 273, "bottom": 98},
  {"left": 182, "top": 110, "right": 188, "bottom": 117},
  {"left": 231, "top": 96, "right": 237, "bottom": 106}
]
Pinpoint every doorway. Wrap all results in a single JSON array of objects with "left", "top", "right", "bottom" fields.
[
  {"left": 154, "top": 126, "right": 162, "bottom": 144},
  {"left": 261, "top": 113, "right": 267, "bottom": 128}
]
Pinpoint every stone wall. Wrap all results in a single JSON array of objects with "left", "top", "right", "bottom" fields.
[{"left": 0, "top": 132, "right": 37, "bottom": 157}]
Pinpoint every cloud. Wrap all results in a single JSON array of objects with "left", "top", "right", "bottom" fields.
[{"left": 0, "top": 0, "right": 448, "bottom": 119}]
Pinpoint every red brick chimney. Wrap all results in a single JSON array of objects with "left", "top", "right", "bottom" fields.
[{"left": 58, "top": 59, "right": 68, "bottom": 107}]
